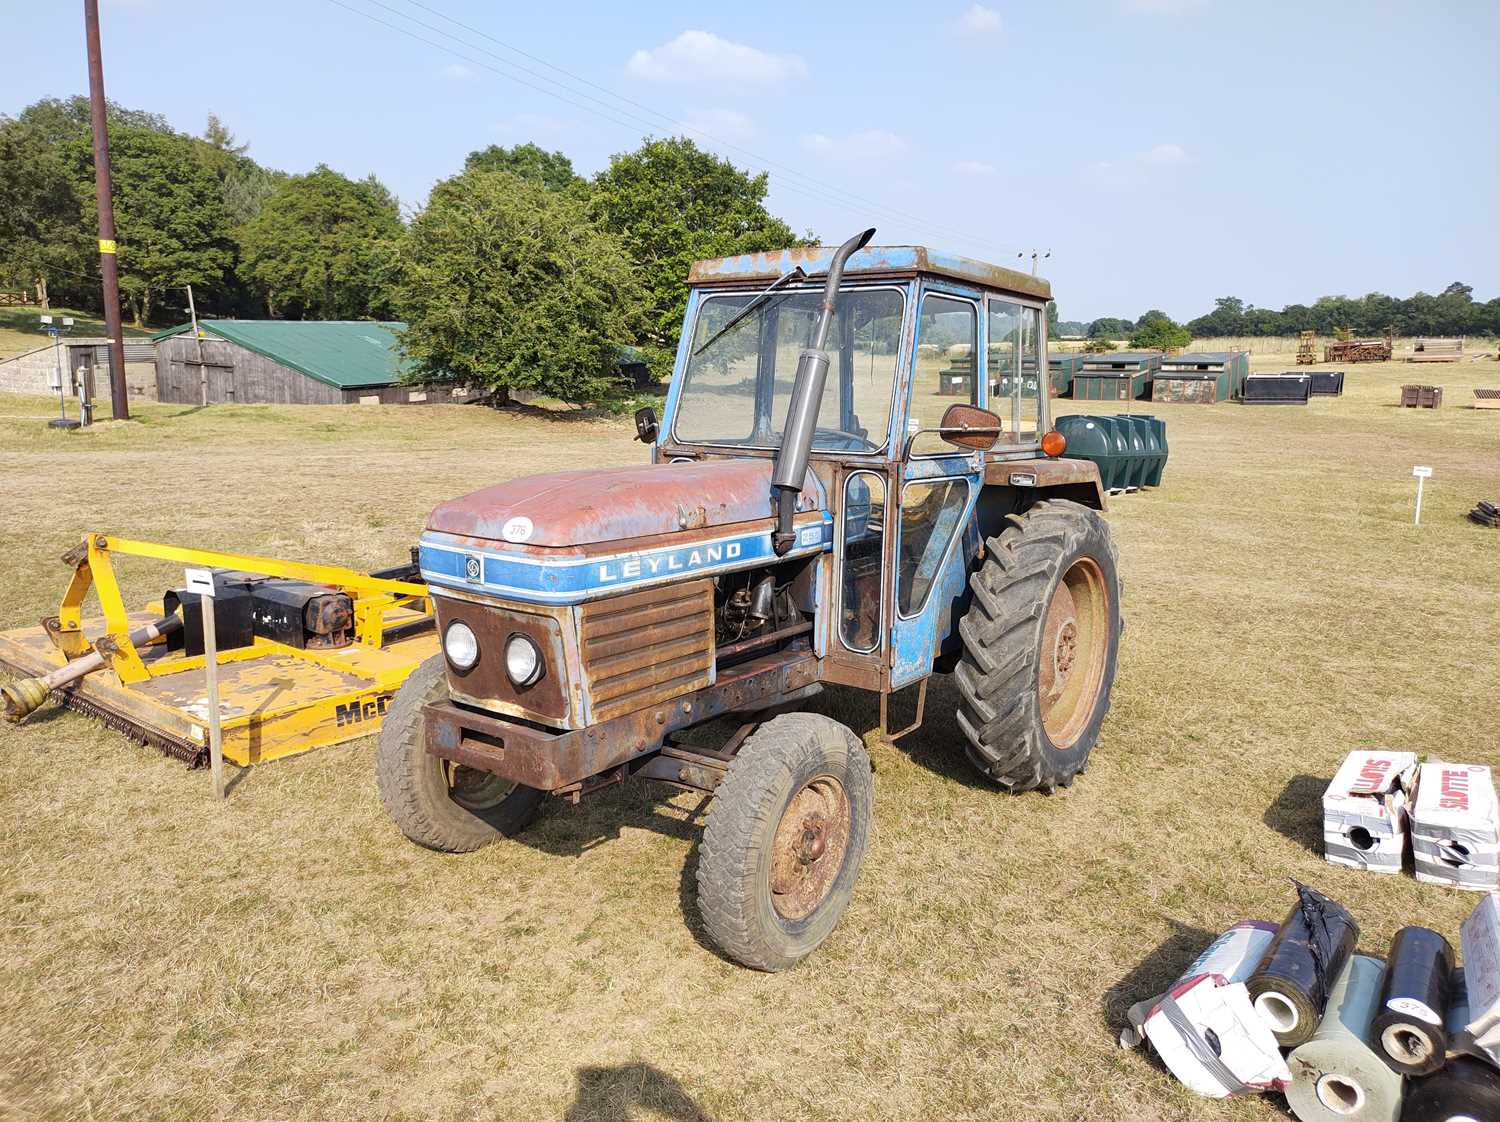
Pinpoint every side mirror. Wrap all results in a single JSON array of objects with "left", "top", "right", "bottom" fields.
[
  {"left": 634, "top": 405, "right": 659, "bottom": 444},
  {"left": 937, "top": 403, "right": 1001, "bottom": 450}
]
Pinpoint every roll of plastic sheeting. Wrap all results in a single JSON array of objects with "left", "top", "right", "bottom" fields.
[
  {"left": 1120, "top": 920, "right": 1290, "bottom": 1098},
  {"left": 1411, "top": 763, "right": 1500, "bottom": 892},
  {"left": 1286, "top": 955, "right": 1404, "bottom": 1122},
  {"left": 1374, "top": 927, "right": 1455, "bottom": 1076},
  {"left": 1399, "top": 1057, "right": 1500, "bottom": 1122},
  {"left": 1249, "top": 881, "right": 1362, "bottom": 1048},
  {"left": 1458, "top": 894, "right": 1500, "bottom": 1067}
]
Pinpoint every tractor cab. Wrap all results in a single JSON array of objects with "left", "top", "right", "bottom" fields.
[{"left": 646, "top": 240, "right": 1098, "bottom": 716}]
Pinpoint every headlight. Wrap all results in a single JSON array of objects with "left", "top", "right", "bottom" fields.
[
  {"left": 505, "top": 634, "right": 542, "bottom": 686},
  {"left": 443, "top": 621, "right": 479, "bottom": 670}
]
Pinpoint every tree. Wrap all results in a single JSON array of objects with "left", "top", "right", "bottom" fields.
[
  {"left": 1086, "top": 317, "right": 1132, "bottom": 340},
  {"left": 238, "top": 165, "right": 403, "bottom": 319},
  {"left": 1186, "top": 296, "right": 1247, "bottom": 337},
  {"left": 464, "top": 142, "right": 581, "bottom": 192},
  {"left": 394, "top": 169, "right": 645, "bottom": 406},
  {"left": 1129, "top": 310, "right": 1191, "bottom": 351},
  {"left": 589, "top": 136, "right": 804, "bottom": 345},
  {"left": 71, "top": 124, "right": 235, "bottom": 325},
  {"left": 0, "top": 118, "right": 93, "bottom": 307}
]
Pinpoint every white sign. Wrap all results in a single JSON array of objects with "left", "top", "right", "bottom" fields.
[
  {"left": 1412, "top": 466, "right": 1433, "bottom": 525},
  {"left": 184, "top": 567, "right": 216, "bottom": 597}
]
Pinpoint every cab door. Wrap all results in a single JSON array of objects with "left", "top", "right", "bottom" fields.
[{"left": 888, "top": 287, "right": 985, "bottom": 689}]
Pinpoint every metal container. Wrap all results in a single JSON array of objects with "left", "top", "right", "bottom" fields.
[
  {"left": 1073, "top": 371, "right": 1149, "bottom": 401},
  {"left": 1305, "top": 370, "right": 1344, "bottom": 396},
  {"left": 1244, "top": 374, "right": 1311, "bottom": 404}
]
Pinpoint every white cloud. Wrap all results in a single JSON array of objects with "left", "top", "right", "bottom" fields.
[
  {"left": 626, "top": 31, "right": 807, "bottom": 84},
  {"left": 492, "top": 112, "right": 566, "bottom": 140},
  {"left": 1122, "top": 0, "right": 1203, "bottom": 11},
  {"left": 952, "top": 159, "right": 998, "bottom": 176},
  {"left": 442, "top": 63, "right": 473, "bottom": 81},
  {"left": 801, "top": 129, "right": 909, "bottom": 163},
  {"left": 681, "top": 108, "right": 756, "bottom": 143},
  {"left": 955, "top": 4, "right": 1002, "bottom": 33},
  {"left": 1140, "top": 142, "right": 1190, "bottom": 164}
]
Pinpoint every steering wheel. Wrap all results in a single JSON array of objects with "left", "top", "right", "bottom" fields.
[{"left": 814, "top": 427, "right": 878, "bottom": 452}]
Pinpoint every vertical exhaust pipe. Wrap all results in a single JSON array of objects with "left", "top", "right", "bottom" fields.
[{"left": 770, "top": 227, "right": 876, "bottom": 555}]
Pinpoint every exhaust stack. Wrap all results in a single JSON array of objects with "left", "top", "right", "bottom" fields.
[{"left": 770, "top": 227, "right": 875, "bottom": 555}]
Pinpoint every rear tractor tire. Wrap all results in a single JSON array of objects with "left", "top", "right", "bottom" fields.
[
  {"left": 955, "top": 499, "right": 1122, "bottom": 793},
  {"left": 696, "top": 713, "right": 873, "bottom": 972},
  {"left": 375, "top": 654, "right": 544, "bottom": 852}
]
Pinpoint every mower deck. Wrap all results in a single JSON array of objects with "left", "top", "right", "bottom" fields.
[{"left": 0, "top": 609, "right": 436, "bottom": 767}]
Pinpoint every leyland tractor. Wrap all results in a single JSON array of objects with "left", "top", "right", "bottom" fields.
[{"left": 378, "top": 230, "right": 1123, "bottom": 971}]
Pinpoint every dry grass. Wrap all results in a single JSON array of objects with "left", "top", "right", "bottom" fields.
[{"left": 2, "top": 355, "right": 1499, "bottom": 1122}]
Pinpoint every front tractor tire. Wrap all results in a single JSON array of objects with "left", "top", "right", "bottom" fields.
[
  {"left": 375, "top": 655, "right": 544, "bottom": 852},
  {"left": 955, "top": 499, "right": 1122, "bottom": 793},
  {"left": 696, "top": 714, "right": 874, "bottom": 972}
]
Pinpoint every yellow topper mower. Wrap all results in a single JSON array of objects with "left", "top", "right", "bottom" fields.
[{"left": 1, "top": 534, "right": 436, "bottom": 766}]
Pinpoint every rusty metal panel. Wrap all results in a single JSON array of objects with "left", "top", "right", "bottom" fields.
[
  {"left": 425, "top": 649, "right": 820, "bottom": 791},
  {"left": 1152, "top": 376, "right": 1220, "bottom": 404},
  {"left": 579, "top": 580, "right": 714, "bottom": 722},
  {"left": 434, "top": 594, "right": 572, "bottom": 726},
  {"left": 685, "top": 245, "right": 1051, "bottom": 302}
]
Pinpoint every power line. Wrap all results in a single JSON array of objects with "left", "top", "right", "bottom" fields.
[{"left": 321, "top": 0, "right": 1027, "bottom": 258}]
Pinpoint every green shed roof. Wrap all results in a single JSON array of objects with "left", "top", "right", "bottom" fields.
[{"left": 151, "top": 320, "right": 410, "bottom": 390}]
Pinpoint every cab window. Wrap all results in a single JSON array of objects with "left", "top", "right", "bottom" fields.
[
  {"left": 989, "top": 300, "right": 1044, "bottom": 445},
  {"left": 909, "top": 294, "right": 978, "bottom": 456}
]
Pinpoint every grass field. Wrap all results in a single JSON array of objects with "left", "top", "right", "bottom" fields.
[
  {"left": 0, "top": 306, "right": 151, "bottom": 361},
  {"left": 2, "top": 353, "right": 1499, "bottom": 1121}
]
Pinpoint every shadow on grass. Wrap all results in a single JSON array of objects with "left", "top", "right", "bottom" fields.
[
  {"left": 564, "top": 1061, "right": 715, "bottom": 1122},
  {"left": 509, "top": 780, "right": 737, "bottom": 962},
  {"left": 803, "top": 675, "right": 997, "bottom": 792},
  {"left": 1263, "top": 773, "right": 1327, "bottom": 855},
  {"left": 1099, "top": 918, "right": 1218, "bottom": 1035}
]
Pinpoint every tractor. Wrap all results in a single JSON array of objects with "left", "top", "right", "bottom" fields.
[{"left": 378, "top": 230, "right": 1122, "bottom": 971}]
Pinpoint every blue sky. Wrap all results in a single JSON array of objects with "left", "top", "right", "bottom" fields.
[{"left": 6, "top": 0, "right": 1498, "bottom": 322}]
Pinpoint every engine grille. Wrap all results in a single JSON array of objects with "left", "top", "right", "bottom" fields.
[{"left": 579, "top": 579, "right": 715, "bottom": 722}]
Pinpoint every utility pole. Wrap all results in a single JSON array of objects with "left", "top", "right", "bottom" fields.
[
  {"left": 186, "top": 284, "right": 208, "bottom": 406},
  {"left": 84, "top": 0, "right": 129, "bottom": 420}
]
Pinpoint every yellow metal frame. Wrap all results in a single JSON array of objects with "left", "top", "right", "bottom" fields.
[
  {"left": 54, "top": 533, "right": 429, "bottom": 684},
  {"left": 2, "top": 533, "right": 439, "bottom": 766}
]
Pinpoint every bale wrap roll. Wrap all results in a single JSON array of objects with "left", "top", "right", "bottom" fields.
[
  {"left": 1398, "top": 1057, "right": 1500, "bottom": 1122},
  {"left": 1285, "top": 954, "right": 1404, "bottom": 1122},
  {"left": 1248, "top": 881, "right": 1361, "bottom": 1048},
  {"left": 1373, "top": 927, "right": 1455, "bottom": 1076}
]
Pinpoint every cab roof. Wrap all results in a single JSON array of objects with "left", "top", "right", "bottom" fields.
[{"left": 687, "top": 244, "right": 1051, "bottom": 302}]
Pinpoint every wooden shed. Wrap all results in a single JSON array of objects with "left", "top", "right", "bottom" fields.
[{"left": 152, "top": 320, "right": 471, "bottom": 405}]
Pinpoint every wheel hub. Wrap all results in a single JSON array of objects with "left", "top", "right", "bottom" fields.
[
  {"left": 444, "top": 761, "right": 517, "bottom": 812},
  {"left": 769, "top": 777, "right": 850, "bottom": 921},
  {"left": 1037, "top": 557, "right": 1111, "bottom": 750},
  {"left": 796, "top": 814, "right": 829, "bottom": 864},
  {"left": 1054, "top": 619, "right": 1078, "bottom": 680}
]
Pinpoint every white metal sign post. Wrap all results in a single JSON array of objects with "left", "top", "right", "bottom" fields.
[
  {"left": 185, "top": 567, "right": 225, "bottom": 799},
  {"left": 1412, "top": 465, "right": 1432, "bottom": 526}
]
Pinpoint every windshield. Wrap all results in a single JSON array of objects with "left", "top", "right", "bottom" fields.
[{"left": 672, "top": 286, "right": 905, "bottom": 453}]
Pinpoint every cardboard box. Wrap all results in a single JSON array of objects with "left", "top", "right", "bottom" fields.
[
  {"left": 1412, "top": 763, "right": 1500, "bottom": 890},
  {"left": 1323, "top": 751, "right": 1418, "bottom": 873}
]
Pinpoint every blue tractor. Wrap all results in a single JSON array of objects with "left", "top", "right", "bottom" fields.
[{"left": 378, "top": 230, "right": 1122, "bottom": 970}]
